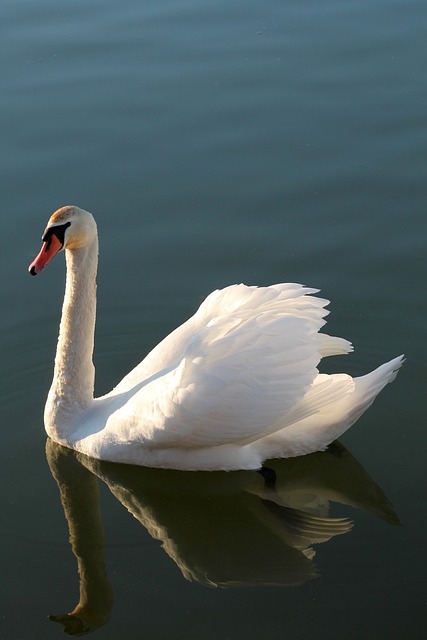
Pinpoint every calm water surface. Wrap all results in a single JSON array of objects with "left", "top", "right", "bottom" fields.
[{"left": 1, "top": 0, "right": 426, "bottom": 638}]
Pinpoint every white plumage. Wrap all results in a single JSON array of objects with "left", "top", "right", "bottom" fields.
[{"left": 29, "top": 206, "right": 403, "bottom": 470}]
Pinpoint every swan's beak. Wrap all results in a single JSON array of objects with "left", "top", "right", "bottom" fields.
[{"left": 28, "top": 235, "right": 62, "bottom": 276}]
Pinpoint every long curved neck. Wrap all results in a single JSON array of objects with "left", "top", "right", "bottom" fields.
[{"left": 46, "top": 236, "right": 98, "bottom": 430}]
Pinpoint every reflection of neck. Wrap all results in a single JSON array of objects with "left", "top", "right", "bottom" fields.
[
  {"left": 45, "top": 239, "right": 98, "bottom": 437},
  {"left": 46, "top": 441, "right": 113, "bottom": 632}
]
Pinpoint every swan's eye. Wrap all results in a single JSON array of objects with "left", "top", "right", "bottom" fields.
[{"left": 42, "top": 221, "right": 71, "bottom": 248}]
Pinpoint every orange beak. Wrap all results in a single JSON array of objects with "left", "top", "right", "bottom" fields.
[{"left": 29, "top": 235, "right": 63, "bottom": 276}]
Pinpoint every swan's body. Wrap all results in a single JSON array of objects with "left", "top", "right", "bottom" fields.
[{"left": 29, "top": 206, "right": 403, "bottom": 470}]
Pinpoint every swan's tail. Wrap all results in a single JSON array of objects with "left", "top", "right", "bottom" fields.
[
  {"left": 352, "top": 354, "right": 404, "bottom": 403},
  {"left": 332, "top": 352, "right": 405, "bottom": 436},
  {"left": 255, "top": 355, "right": 405, "bottom": 460}
]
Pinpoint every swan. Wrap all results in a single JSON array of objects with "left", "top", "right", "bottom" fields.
[{"left": 29, "top": 205, "right": 403, "bottom": 470}]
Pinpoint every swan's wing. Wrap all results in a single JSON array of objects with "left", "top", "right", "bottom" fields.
[
  {"left": 104, "top": 284, "right": 341, "bottom": 448},
  {"left": 114, "top": 283, "right": 350, "bottom": 392}
]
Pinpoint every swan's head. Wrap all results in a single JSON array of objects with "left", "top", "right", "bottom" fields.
[{"left": 28, "top": 205, "right": 97, "bottom": 276}]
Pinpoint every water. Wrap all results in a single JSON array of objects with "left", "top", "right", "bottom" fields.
[{"left": 1, "top": 0, "right": 426, "bottom": 637}]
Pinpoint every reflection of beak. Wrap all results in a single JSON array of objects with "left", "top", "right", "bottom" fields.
[
  {"left": 48, "top": 613, "right": 90, "bottom": 636},
  {"left": 28, "top": 235, "right": 62, "bottom": 276}
]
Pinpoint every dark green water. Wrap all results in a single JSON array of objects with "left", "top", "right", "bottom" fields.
[{"left": 1, "top": 0, "right": 426, "bottom": 638}]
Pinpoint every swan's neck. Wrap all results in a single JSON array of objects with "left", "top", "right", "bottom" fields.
[{"left": 46, "top": 237, "right": 98, "bottom": 432}]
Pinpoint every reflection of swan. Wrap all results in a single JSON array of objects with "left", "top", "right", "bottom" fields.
[
  {"left": 46, "top": 438, "right": 398, "bottom": 633},
  {"left": 30, "top": 206, "right": 403, "bottom": 470}
]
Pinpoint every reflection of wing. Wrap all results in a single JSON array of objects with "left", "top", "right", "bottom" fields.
[
  {"left": 260, "top": 500, "right": 353, "bottom": 554},
  {"left": 101, "top": 478, "right": 321, "bottom": 587}
]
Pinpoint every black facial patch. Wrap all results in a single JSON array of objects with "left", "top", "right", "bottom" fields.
[{"left": 42, "top": 221, "right": 71, "bottom": 250}]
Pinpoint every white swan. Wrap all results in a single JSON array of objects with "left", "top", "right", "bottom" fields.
[{"left": 29, "top": 206, "right": 403, "bottom": 470}]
